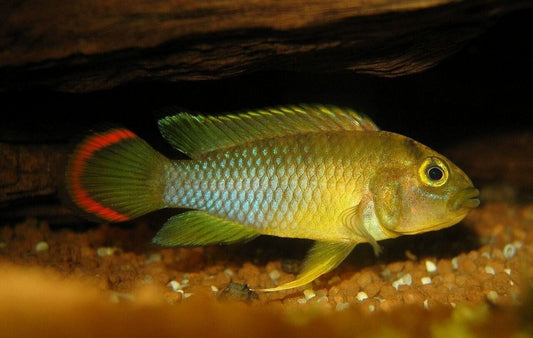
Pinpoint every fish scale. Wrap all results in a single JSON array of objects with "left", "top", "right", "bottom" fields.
[
  {"left": 161, "top": 135, "right": 357, "bottom": 238},
  {"left": 163, "top": 133, "right": 363, "bottom": 238}
]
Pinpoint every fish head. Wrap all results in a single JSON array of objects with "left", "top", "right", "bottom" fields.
[{"left": 371, "top": 139, "right": 479, "bottom": 237}]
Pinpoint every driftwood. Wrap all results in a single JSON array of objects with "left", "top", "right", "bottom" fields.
[
  {"left": 0, "top": 0, "right": 529, "bottom": 92},
  {"left": 0, "top": 143, "right": 67, "bottom": 204}
]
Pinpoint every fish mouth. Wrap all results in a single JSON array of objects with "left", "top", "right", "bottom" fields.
[{"left": 448, "top": 187, "right": 480, "bottom": 211}]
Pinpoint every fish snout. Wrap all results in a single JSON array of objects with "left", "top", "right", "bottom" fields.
[{"left": 449, "top": 187, "right": 480, "bottom": 211}]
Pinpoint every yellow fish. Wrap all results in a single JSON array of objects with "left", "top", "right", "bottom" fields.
[{"left": 64, "top": 104, "right": 479, "bottom": 292}]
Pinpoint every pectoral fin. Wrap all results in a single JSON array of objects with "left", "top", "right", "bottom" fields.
[
  {"left": 153, "top": 211, "right": 260, "bottom": 246},
  {"left": 258, "top": 241, "right": 356, "bottom": 292}
]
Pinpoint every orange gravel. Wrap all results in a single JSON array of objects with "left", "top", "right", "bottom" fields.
[{"left": 1, "top": 200, "right": 533, "bottom": 336}]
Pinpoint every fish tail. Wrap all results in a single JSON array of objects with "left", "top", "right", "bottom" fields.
[{"left": 64, "top": 128, "right": 171, "bottom": 222}]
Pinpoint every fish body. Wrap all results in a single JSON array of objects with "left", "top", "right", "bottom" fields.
[
  {"left": 166, "top": 131, "right": 374, "bottom": 242},
  {"left": 65, "top": 104, "right": 479, "bottom": 291}
]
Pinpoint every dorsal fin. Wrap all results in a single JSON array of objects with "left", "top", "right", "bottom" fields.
[{"left": 158, "top": 104, "right": 379, "bottom": 159}]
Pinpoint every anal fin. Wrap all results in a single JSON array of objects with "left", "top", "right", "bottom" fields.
[
  {"left": 258, "top": 241, "right": 356, "bottom": 292},
  {"left": 153, "top": 211, "right": 260, "bottom": 246}
]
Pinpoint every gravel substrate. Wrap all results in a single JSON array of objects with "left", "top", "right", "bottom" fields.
[{"left": 1, "top": 201, "right": 533, "bottom": 336}]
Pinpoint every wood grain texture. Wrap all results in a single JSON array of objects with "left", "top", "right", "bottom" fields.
[
  {"left": 0, "top": 143, "right": 66, "bottom": 203},
  {"left": 0, "top": 0, "right": 529, "bottom": 92}
]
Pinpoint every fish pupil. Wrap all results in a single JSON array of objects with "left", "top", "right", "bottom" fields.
[{"left": 427, "top": 166, "right": 444, "bottom": 181}]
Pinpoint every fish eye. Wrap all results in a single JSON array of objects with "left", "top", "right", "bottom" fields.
[
  {"left": 419, "top": 157, "right": 449, "bottom": 187},
  {"left": 427, "top": 166, "right": 444, "bottom": 181}
]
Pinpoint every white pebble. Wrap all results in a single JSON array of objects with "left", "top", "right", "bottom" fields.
[
  {"left": 97, "top": 247, "right": 116, "bottom": 257},
  {"left": 481, "top": 251, "right": 491, "bottom": 259},
  {"left": 335, "top": 302, "right": 350, "bottom": 312},
  {"left": 486, "top": 290, "right": 499, "bottom": 303},
  {"left": 380, "top": 268, "right": 391, "bottom": 279},
  {"left": 368, "top": 304, "right": 376, "bottom": 312},
  {"left": 316, "top": 296, "right": 329, "bottom": 303},
  {"left": 35, "top": 241, "right": 49, "bottom": 252},
  {"left": 303, "top": 289, "right": 316, "bottom": 300},
  {"left": 269, "top": 269, "right": 281, "bottom": 281},
  {"left": 485, "top": 266, "right": 496, "bottom": 275},
  {"left": 451, "top": 257, "right": 459, "bottom": 270},
  {"left": 425, "top": 260, "right": 437, "bottom": 273},
  {"left": 504, "top": 268, "right": 512, "bottom": 275},
  {"left": 297, "top": 298, "right": 307, "bottom": 304},
  {"left": 392, "top": 273, "right": 412, "bottom": 290},
  {"left": 183, "top": 293, "right": 193, "bottom": 299},
  {"left": 503, "top": 244, "right": 517, "bottom": 259},
  {"left": 181, "top": 275, "right": 190, "bottom": 287},
  {"left": 421, "top": 277, "right": 432, "bottom": 285},
  {"left": 224, "top": 268, "right": 234, "bottom": 276},
  {"left": 356, "top": 291, "right": 368, "bottom": 301},
  {"left": 169, "top": 280, "right": 182, "bottom": 292},
  {"left": 423, "top": 299, "right": 430, "bottom": 310},
  {"left": 392, "top": 279, "right": 402, "bottom": 290},
  {"left": 403, "top": 273, "right": 412, "bottom": 284},
  {"left": 210, "top": 285, "right": 219, "bottom": 292}
]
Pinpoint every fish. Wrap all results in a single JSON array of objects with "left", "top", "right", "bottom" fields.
[{"left": 64, "top": 104, "right": 480, "bottom": 292}]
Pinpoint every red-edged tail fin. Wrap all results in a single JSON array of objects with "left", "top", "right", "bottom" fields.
[{"left": 65, "top": 128, "right": 171, "bottom": 222}]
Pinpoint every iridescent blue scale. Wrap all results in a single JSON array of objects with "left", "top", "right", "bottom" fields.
[{"left": 163, "top": 134, "right": 344, "bottom": 232}]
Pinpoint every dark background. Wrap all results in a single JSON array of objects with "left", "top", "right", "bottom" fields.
[{"left": 1, "top": 9, "right": 532, "bottom": 154}]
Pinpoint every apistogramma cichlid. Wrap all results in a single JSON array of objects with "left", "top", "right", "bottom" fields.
[{"left": 65, "top": 104, "right": 479, "bottom": 291}]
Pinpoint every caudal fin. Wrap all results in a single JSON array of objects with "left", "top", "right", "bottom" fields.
[{"left": 65, "top": 128, "right": 171, "bottom": 222}]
